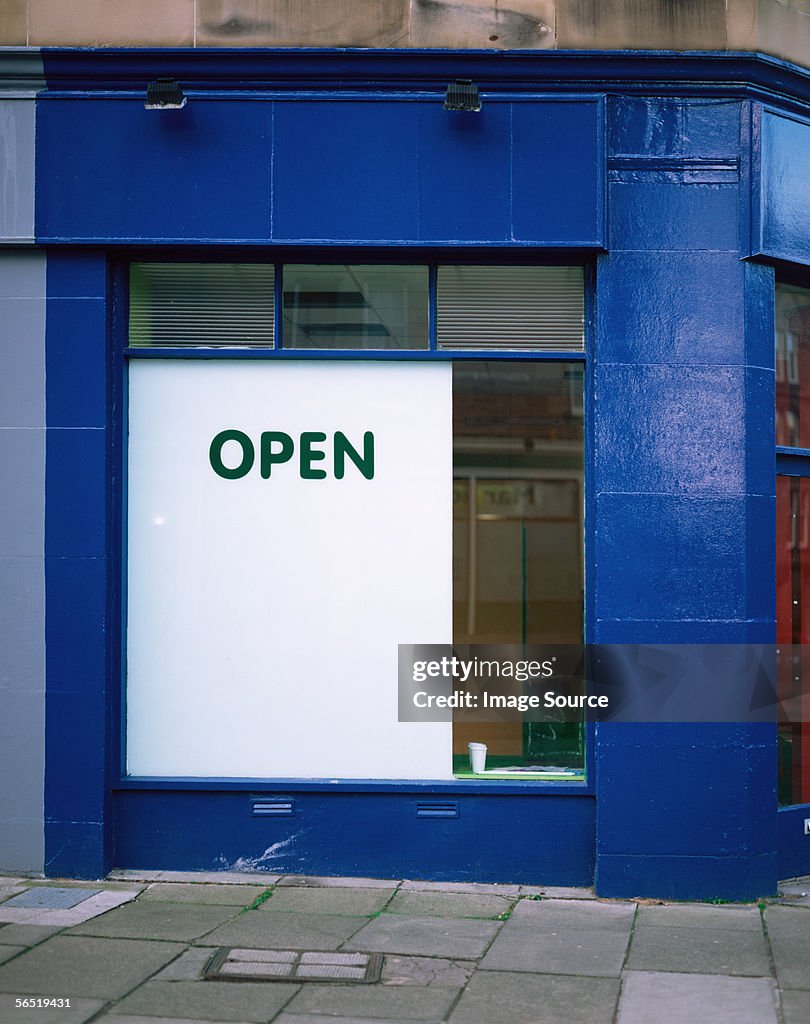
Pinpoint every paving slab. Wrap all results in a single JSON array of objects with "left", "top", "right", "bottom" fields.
[
  {"left": 0, "top": 935, "right": 185, "bottom": 997},
  {"left": 278, "top": 876, "right": 400, "bottom": 890},
  {"left": 386, "top": 891, "right": 512, "bottom": 920},
  {"left": 635, "top": 904, "right": 763, "bottom": 930},
  {"left": 277, "top": 1017, "right": 443, "bottom": 1024},
  {"left": 400, "top": 880, "right": 521, "bottom": 898},
  {"left": 107, "top": 870, "right": 163, "bottom": 882},
  {"left": 0, "top": 885, "right": 28, "bottom": 903},
  {"left": 153, "top": 946, "right": 217, "bottom": 981},
  {"left": 381, "top": 955, "right": 476, "bottom": 987},
  {"left": 0, "top": 889, "right": 140, "bottom": 926},
  {"left": 0, "top": 877, "right": 27, "bottom": 886},
  {"left": 481, "top": 922, "right": 630, "bottom": 978},
  {"left": 519, "top": 886, "right": 595, "bottom": 900},
  {"left": 108, "top": 870, "right": 281, "bottom": 886},
  {"left": 203, "top": 911, "right": 369, "bottom": 951},
  {"left": 0, "top": 923, "right": 62, "bottom": 946},
  {"left": 626, "top": 924, "right": 771, "bottom": 976},
  {"left": 259, "top": 886, "right": 394, "bottom": 916},
  {"left": 141, "top": 883, "right": 269, "bottom": 907},
  {"left": 100, "top": 1018, "right": 258, "bottom": 1024},
  {"left": 284, "top": 981, "right": 458, "bottom": 1020},
  {"left": 0, "top": 994, "right": 107, "bottom": 1023},
  {"left": 781, "top": 989, "right": 810, "bottom": 1024},
  {"left": 616, "top": 971, "right": 778, "bottom": 1024},
  {"left": 507, "top": 898, "right": 635, "bottom": 931},
  {"left": 763, "top": 905, "right": 810, "bottom": 989},
  {"left": 68, "top": 901, "right": 240, "bottom": 942},
  {"left": 31, "top": 878, "right": 148, "bottom": 893},
  {"left": 0, "top": 945, "right": 24, "bottom": 965},
  {"left": 156, "top": 871, "right": 281, "bottom": 886},
  {"left": 345, "top": 914, "right": 500, "bottom": 959},
  {"left": 110, "top": 979, "right": 300, "bottom": 1022},
  {"left": 448, "top": 970, "right": 620, "bottom": 1024}
]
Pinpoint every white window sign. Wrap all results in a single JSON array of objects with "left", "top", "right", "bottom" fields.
[{"left": 126, "top": 360, "right": 452, "bottom": 778}]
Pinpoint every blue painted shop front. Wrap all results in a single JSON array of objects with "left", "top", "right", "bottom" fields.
[{"left": 38, "top": 49, "right": 810, "bottom": 899}]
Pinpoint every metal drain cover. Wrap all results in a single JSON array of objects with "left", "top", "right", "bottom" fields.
[
  {"left": 204, "top": 947, "right": 382, "bottom": 984},
  {"left": 4, "top": 887, "right": 102, "bottom": 910}
]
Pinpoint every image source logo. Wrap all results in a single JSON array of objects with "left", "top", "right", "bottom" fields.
[{"left": 209, "top": 429, "right": 375, "bottom": 480}]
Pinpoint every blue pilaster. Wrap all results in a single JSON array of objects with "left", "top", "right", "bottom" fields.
[
  {"left": 44, "top": 251, "right": 114, "bottom": 878},
  {"left": 593, "top": 96, "right": 778, "bottom": 899}
]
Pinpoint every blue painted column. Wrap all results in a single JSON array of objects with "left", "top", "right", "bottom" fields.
[
  {"left": 44, "top": 251, "right": 114, "bottom": 878},
  {"left": 592, "top": 98, "right": 777, "bottom": 899}
]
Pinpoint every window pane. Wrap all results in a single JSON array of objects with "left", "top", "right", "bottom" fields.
[
  {"left": 283, "top": 265, "right": 429, "bottom": 349},
  {"left": 130, "top": 263, "right": 275, "bottom": 347},
  {"left": 452, "top": 362, "right": 584, "bottom": 773},
  {"left": 777, "top": 475, "right": 810, "bottom": 806},
  {"left": 776, "top": 282, "right": 810, "bottom": 447},
  {"left": 438, "top": 266, "right": 584, "bottom": 351}
]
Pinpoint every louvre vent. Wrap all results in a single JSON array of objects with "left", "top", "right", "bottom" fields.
[
  {"left": 130, "top": 263, "right": 275, "bottom": 347},
  {"left": 437, "top": 265, "right": 584, "bottom": 351},
  {"left": 251, "top": 798, "right": 294, "bottom": 817},
  {"left": 416, "top": 801, "right": 459, "bottom": 819}
]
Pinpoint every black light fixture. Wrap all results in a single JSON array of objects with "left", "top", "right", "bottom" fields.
[
  {"left": 145, "top": 79, "right": 187, "bottom": 110},
  {"left": 443, "top": 79, "right": 481, "bottom": 113}
]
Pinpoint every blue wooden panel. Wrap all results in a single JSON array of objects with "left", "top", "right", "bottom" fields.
[
  {"left": 777, "top": 805, "right": 810, "bottom": 879},
  {"left": 595, "top": 722, "right": 777, "bottom": 899},
  {"left": 608, "top": 97, "right": 739, "bottom": 161},
  {"left": 45, "top": 556, "right": 110, "bottom": 878},
  {"left": 758, "top": 109, "right": 810, "bottom": 266},
  {"left": 45, "top": 300, "right": 107, "bottom": 428},
  {"left": 417, "top": 103, "right": 511, "bottom": 243},
  {"left": 44, "top": 556, "right": 107, "bottom": 695},
  {"left": 595, "top": 365, "right": 746, "bottom": 495},
  {"left": 609, "top": 181, "right": 739, "bottom": 252},
  {"left": 47, "top": 251, "right": 107, "bottom": 299},
  {"left": 596, "top": 853, "right": 777, "bottom": 902},
  {"left": 596, "top": 252, "right": 748, "bottom": 365},
  {"left": 597, "top": 724, "right": 776, "bottom": 857},
  {"left": 511, "top": 99, "right": 603, "bottom": 244},
  {"left": 36, "top": 99, "right": 272, "bottom": 242},
  {"left": 272, "top": 101, "right": 419, "bottom": 243},
  {"left": 594, "top": 495, "right": 747, "bottom": 621},
  {"left": 45, "top": 430, "right": 106, "bottom": 557},
  {"left": 114, "top": 790, "right": 596, "bottom": 886},
  {"left": 44, "top": 821, "right": 108, "bottom": 880}
]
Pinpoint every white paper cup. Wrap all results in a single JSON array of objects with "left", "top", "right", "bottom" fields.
[{"left": 468, "top": 742, "right": 487, "bottom": 774}]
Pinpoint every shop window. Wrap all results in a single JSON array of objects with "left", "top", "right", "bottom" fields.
[
  {"left": 125, "top": 260, "right": 586, "bottom": 780},
  {"left": 776, "top": 281, "right": 810, "bottom": 806},
  {"left": 776, "top": 283, "right": 810, "bottom": 447},
  {"left": 283, "top": 265, "right": 428, "bottom": 349},
  {"left": 452, "top": 362, "right": 584, "bottom": 772}
]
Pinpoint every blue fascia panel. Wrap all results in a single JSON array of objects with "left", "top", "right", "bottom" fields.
[
  {"left": 36, "top": 98, "right": 273, "bottom": 244},
  {"left": 757, "top": 108, "right": 810, "bottom": 268},
  {"left": 37, "top": 93, "right": 605, "bottom": 247},
  {"left": 113, "top": 789, "right": 596, "bottom": 885}
]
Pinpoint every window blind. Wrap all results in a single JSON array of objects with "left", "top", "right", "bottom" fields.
[
  {"left": 437, "top": 266, "right": 584, "bottom": 351},
  {"left": 129, "top": 263, "right": 275, "bottom": 347}
]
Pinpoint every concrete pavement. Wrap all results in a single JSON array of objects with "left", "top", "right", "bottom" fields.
[{"left": 0, "top": 870, "right": 807, "bottom": 1024}]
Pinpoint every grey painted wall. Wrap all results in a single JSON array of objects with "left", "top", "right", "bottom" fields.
[
  {"left": 0, "top": 71, "right": 45, "bottom": 874},
  {"left": 0, "top": 249, "right": 45, "bottom": 874}
]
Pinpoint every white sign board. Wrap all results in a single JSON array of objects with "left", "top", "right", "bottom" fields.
[{"left": 126, "top": 360, "right": 452, "bottom": 778}]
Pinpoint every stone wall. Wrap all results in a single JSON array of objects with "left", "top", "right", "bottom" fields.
[{"left": 0, "top": 2, "right": 808, "bottom": 68}]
